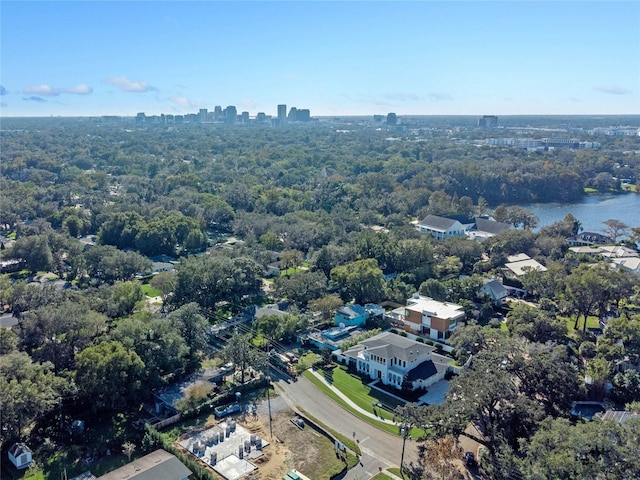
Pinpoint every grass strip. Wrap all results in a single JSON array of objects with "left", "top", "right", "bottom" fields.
[
  {"left": 296, "top": 406, "right": 361, "bottom": 456},
  {"left": 303, "top": 370, "right": 401, "bottom": 436}
]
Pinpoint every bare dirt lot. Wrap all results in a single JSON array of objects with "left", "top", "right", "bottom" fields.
[{"left": 176, "top": 407, "right": 345, "bottom": 480}]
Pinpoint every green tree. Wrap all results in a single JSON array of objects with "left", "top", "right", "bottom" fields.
[
  {"left": 220, "top": 332, "right": 267, "bottom": 384},
  {"left": 330, "top": 258, "right": 385, "bottom": 304},
  {"left": 564, "top": 263, "right": 611, "bottom": 330},
  {"left": 171, "top": 255, "right": 262, "bottom": 312},
  {"left": 308, "top": 294, "right": 344, "bottom": 320},
  {"left": 259, "top": 231, "right": 282, "bottom": 251},
  {"left": 519, "top": 417, "right": 640, "bottom": 480},
  {"left": 75, "top": 340, "right": 145, "bottom": 410},
  {"left": 8, "top": 234, "right": 53, "bottom": 273},
  {"left": 0, "top": 352, "right": 67, "bottom": 444},
  {"left": 274, "top": 270, "right": 327, "bottom": 307},
  {"left": 84, "top": 245, "right": 152, "bottom": 283},
  {"left": 149, "top": 271, "right": 176, "bottom": 311},
  {"left": 97, "top": 211, "right": 144, "bottom": 249},
  {"left": 19, "top": 299, "right": 108, "bottom": 371},
  {"left": 110, "top": 314, "right": 190, "bottom": 386},
  {"left": 506, "top": 303, "right": 566, "bottom": 344},
  {"left": 63, "top": 214, "right": 84, "bottom": 238},
  {"left": 168, "top": 302, "right": 209, "bottom": 369}
]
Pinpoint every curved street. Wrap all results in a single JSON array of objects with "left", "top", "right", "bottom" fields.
[{"left": 268, "top": 374, "right": 419, "bottom": 479}]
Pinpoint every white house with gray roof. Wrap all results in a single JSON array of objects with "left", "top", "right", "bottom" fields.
[
  {"left": 415, "top": 215, "right": 473, "bottom": 240},
  {"left": 336, "top": 331, "right": 452, "bottom": 391}
]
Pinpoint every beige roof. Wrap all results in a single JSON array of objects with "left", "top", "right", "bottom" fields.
[
  {"left": 504, "top": 258, "right": 547, "bottom": 276},
  {"left": 569, "top": 246, "right": 604, "bottom": 255},
  {"left": 600, "top": 245, "right": 639, "bottom": 258},
  {"left": 611, "top": 257, "right": 640, "bottom": 272},
  {"left": 506, "top": 253, "right": 531, "bottom": 263}
]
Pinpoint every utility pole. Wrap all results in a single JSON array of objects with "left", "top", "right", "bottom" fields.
[
  {"left": 400, "top": 425, "right": 408, "bottom": 476},
  {"left": 266, "top": 376, "right": 273, "bottom": 439}
]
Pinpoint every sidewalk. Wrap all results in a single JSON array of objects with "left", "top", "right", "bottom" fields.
[{"left": 308, "top": 368, "right": 398, "bottom": 425}]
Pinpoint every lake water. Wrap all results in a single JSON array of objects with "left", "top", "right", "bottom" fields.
[{"left": 521, "top": 193, "right": 640, "bottom": 232}]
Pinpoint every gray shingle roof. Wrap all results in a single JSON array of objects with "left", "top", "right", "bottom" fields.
[
  {"left": 418, "top": 215, "right": 459, "bottom": 231},
  {"left": 475, "top": 217, "right": 511, "bottom": 235},
  {"left": 97, "top": 450, "right": 191, "bottom": 480},
  {"left": 357, "top": 331, "right": 435, "bottom": 362}
]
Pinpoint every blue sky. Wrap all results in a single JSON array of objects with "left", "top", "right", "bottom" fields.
[{"left": 1, "top": 1, "right": 639, "bottom": 117}]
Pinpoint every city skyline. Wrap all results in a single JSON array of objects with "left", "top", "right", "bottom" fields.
[{"left": 1, "top": 1, "right": 638, "bottom": 118}]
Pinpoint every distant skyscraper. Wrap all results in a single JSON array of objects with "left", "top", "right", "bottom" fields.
[
  {"left": 297, "top": 109, "right": 310, "bottom": 122},
  {"left": 214, "top": 106, "right": 222, "bottom": 121},
  {"left": 225, "top": 106, "right": 237, "bottom": 125},
  {"left": 256, "top": 112, "right": 266, "bottom": 123},
  {"left": 478, "top": 115, "right": 498, "bottom": 128},
  {"left": 386, "top": 112, "right": 397, "bottom": 126},
  {"left": 277, "top": 104, "right": 287, "bottom": 125},
  {"left": 287, "top": 107, "right": 298, "bottom": 122}
]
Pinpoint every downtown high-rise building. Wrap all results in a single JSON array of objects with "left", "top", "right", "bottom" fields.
[{"left": 277, "top": 104, "right": 287, "bottom": 125}]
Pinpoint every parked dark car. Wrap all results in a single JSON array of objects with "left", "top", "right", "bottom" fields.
[{"left": 464, "top": 451, "right": 477, "bottom": 467}]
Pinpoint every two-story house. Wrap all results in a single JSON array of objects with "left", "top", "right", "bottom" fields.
[
  {"left": 415, "top": 215, "right": 474, "bottom": 240},
  {"left": 334, "top": 304, "right": 368, "bottom": 327},
  {"left": 388, "top": 294, "right": 465, "bottom": 341},
  {"left": 337, "top": 331, "right": 451, "bottom": 391}
]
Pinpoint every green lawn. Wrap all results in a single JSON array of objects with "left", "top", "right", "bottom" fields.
[
  {"left": 303, "top": 370, "right": 400, "bottom": 435},
  {"left": 388, "top": 467, "right": 402, "bottom": 477},
  {"left": 562, "top": 315, "right": 600, "bottom": 332},
  {"left": 303, "top": 367, "right": 427, "bottom": 438},
  {"left": 295, "top": 406, "right": 361, "bottom": 455},
  {"left": 141, "top": 284, "right": 162, "bottom": 297},
  {"left": 326, "top": 366, "right": 405, "bottom": 418},
  {"left": 371, "top": 473, "right": 395, "bottom": 480}
]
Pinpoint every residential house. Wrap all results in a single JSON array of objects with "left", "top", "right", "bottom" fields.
[
  {"left": 471, "top": 217, "right": 512, "bottom": 240},
  {"left": 569, "top": 246, "right": 606, "bottom": 257},
  {"left": 97, "top": 449, "right": 192, "bottom": 480},
  {"left": 334, "top": 304, "right": 368, "bottom": 327},
  {"left": 600, "top": 410, "right": 640, "bottom": 425},
  {"left": 336, "top": 331, "right": 452, "bottom": 391},
  {"left": 301, "top": 324, "right": 361, "bottom": 351},
  {"left": 251, "top": 304, "right": 289, "bottom": 322},
  {"left": 479, "top": 278, "right": 509, "bottom": 306},
  {"left": 388, "top": 294, "right": 465, "bottom": 341},
  {"left": 566, "top": 232, "right": 612, "bottom": 247},
  {"left": 415, "top": 215, "right": 474, "bottom": 240},
  {"left": 599, "top": 245, "right": 639, "bottom": 259},
  {"left": 610, "top": 256, "right": 640, "bottom": 275},
  {"left": 0, "top": 259, "right": 26, "bottom": 274},
  {"left": 504, "top": 253, "right": 547, "bottom": 277},
  {"left": 8, "top": 443, "right": 32, "bottom": 470}
]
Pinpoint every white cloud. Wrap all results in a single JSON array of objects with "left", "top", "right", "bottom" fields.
[
  {"left": 23, "top": 84, "right": 93, "bottom": 96},
  {"left": 239, "top": 99, "right": 257, "bottom": 111},
  {"left": 427, "top": 92, "right": 453, "bottom": 102},
  {"left": 384, "top": 92, "right": 421, "bottom": 102},
  {"left": 168, "top": 96, "right": 197, "bottom": 108},
  {"left": 596, "top": 85, "right": 631, "bottom": 95},
  {"left": 65, "top": 84, "right": 92, "bottom": 94},
  {"left": 105, "top": 76, "right": 154, "bottom": 92}
]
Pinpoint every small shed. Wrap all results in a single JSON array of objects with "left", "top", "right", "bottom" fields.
[{"left": 8, "top": 443, "right": 33, "bottom": 469}]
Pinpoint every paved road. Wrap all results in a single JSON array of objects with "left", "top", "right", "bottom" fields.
[{"left": 271, "top": 375, "right": 419, "bottom": 479}]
